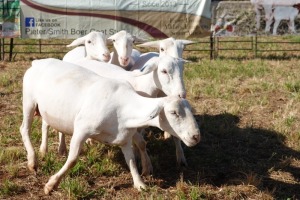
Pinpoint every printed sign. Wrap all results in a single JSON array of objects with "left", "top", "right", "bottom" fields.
[
  {"left": 0, "top": 0, "right": 20, "bottom": 38},
  {"left": 20, "top": 0, "right": 211, "bottom": 39}
]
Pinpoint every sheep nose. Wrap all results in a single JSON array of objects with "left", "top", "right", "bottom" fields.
[
  {"left": 121, "top": 57, "right": 129, "bottom": 62},
  {"left": 179, "top": 92, "right": 186, "bottom": 99},
  {"left": 103, "top": 52, "right": 111, "bottom": 60},
  {"left": 192, "top": 134, "right": 200, "bottom": 143}
]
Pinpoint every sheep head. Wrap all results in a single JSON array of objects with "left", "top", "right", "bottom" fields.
[{"left": 66, "top": 31, "right": 111, "bottom": 62}]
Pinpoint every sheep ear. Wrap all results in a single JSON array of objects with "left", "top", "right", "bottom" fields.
[
  {"left": 177, "top": 39, "right": 196, "bottom": 46},
  {"left": 178, "top": 57, "right": 191, "bottom": 63},
  {"left": 139, "top": 57, "right": 159, "bottom": 75},
  {"left": 136, "top": 40, "right": 161, "bottom": 48},
  {"left": 132, "top": 36, "right": 148, "bottom": 44},
  {"left": 66, "top": 36, "right": 87, "bottom": 47},
  {"left": 106, "top": 35, "right": 115, "bottom": 44},
  {"left": 148, "top": 103, "right": 164, "bottom": 120},
  {"left": 127, "top": 103, "right": 164, "bottom": 127}
]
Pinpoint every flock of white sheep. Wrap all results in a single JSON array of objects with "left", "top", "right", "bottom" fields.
[
  {"left": 19, "top": 30, "right": 201, "bottom": 194},
  {"left": 251, "top": 0, "right": 300, "bottom": 35}
]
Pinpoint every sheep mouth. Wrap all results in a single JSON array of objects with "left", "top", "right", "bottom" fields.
[
  {"left": 102, "top": 57, "right": 111, "bottom": 62},
  {"left": 182, "top": 136, "right": 199, "bottom": 147}
]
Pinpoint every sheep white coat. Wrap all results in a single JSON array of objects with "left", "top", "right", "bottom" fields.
[
  {"left": 63, "top": 31, "right": 110, "bottom": 63},
  {"left": 20, "top": 58, "right": 201, "bottom": 194}
]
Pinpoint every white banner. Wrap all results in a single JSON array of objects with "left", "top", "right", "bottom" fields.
[{"left": 20, "top": 0, "right": 211, "bottom": 39}]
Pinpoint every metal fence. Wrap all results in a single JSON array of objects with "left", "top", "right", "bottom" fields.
[{"left": 1, "top": 35, "right": 300, "bottom": 61}]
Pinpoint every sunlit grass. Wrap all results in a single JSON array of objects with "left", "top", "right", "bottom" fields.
[{"left": 0, "top": 35, "right": 300, "bottom": 199}]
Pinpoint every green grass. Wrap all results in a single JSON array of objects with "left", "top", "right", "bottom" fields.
[
  {"left": 0, "top": 180, "right": 25, "bottom": 197},
  {"left": 1, "top": 36, "right": 300, "bottom": 199}
]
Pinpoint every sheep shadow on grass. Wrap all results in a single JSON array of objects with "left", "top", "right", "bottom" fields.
[{"left": 145, "top": 113, "right": 300, "bottom": 199}]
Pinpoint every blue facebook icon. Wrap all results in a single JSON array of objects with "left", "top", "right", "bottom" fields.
[{"left": 25, "top": 18, "right": 35, "bottom": 27}]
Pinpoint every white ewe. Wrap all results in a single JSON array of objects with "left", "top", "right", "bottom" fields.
[
  {"left": 39, "top": 55, "right": 187, "bottom": 175},
  {"left": 130, "top": 37, "right": 195, "bottom": 167},
  {"left": 62, "top": 31, "right": 110, "bottom": 64},
  {"left": 63, "top": 30, "right": 144, "bottom": 70},
  {"left": 251, "top": 0, "right": 300, "bottom": 32},
  {"left": 107, "top": 30, "right": 144, "bottom": 69},
  {"left": 272, "top": 4, "right": 300, "bottom": 35},
  {"left": 20, "top": 58, "right": 201, "bottom": 194},
  {"left": 131, "top": 37, "right": 195, "bottom": 70}
]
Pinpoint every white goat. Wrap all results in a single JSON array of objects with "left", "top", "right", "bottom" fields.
[
  {"left": 130, "top": 37, "right": 195, "bottom": 167},
  {"left": 131, "top": 37, "right": 195, "bottom": 70},
  {"left": 41, "top": 55, "right": 187, "bottom": 175},
  {"left": 107, "top": 30, "right": 144, "bottom": 69},
  {"left": 20, "top": 58, "right": 201, "bottom": 194},
  {"left": 272, "top": 4, "right": 300, "bottom": 35},
  {"left": 251, "top": 0, "right": 300, "bottom": 32},
  {"left": 62, "top": 31, "right": 110, "bottom": 63},
  {"left": 63, "top": 30, "right": 143, "bottom": 70}
]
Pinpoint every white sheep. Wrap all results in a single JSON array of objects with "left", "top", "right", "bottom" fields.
[
  {"left": 107, "top": 30, "right": 144, "bottom": 69},
  {"left": 250, "top": 0, "right": 300, "bottom": 32},
  {"left": 20, "top": 58, "right": 201, "bottom": 194},
  {"left": 130, "top": 37, "right": 195, "bottom": 167},
  {"left": 131, "top": 37, "right": 195, "bottom": 70},
  {"left": 62, "top": 31, "right": 110, "bottom": 63},
  {"left": 272, "top": 4, "right": 300, "bottom": 35},
  {"left": 39, "top": 55, "right": 187, "bottom": 175},
  {"left": 63, "top": 30, "right": 143, "bottom": 70}
]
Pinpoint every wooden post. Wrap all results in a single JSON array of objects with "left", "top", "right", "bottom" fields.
[
  {"left": 210, "top": 32, "right": 214, "bottom": 60},
  {"left": 0, "top": 38, "right": 2, "bottom": 60},
  {"left": 2, "top": 38, "right": 4, "bottom": 60},
  {"left": 9, "top": 38, "right": 14, "bottom": 61},
  {"left": 39, "top": 39, "right": 42, "bottom": 53},
  {"left": 254, "top": 34, "right": 258, "bottom": 58}
]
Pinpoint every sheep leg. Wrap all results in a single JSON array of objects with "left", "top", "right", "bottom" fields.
[
  {"left": 289, "top": 20, "right": 296, "bottom": 34},
  {"left": 132, "top": 133, "right": 153, "bottom": 176},
  {"left": 121, "top": 140, "right": 146, "bottom": 190},
  {"left": 272, "top": 20, "right": 280, "bottom": 35},
  {"left": 39, "top": 120, "right": 49, "bottom": 157},
  {"left": 58, "top": 132, "right": 67, "bottom": 156},
  {"left": 173, "top": 137, "right": 188, "bottom": 167},
  {"left": 253, "top": 6, "right": 261, "bottom": 30},
  {"left": 44, "top": 131, "right": 87, "bottom": 195},
  {"left": 20, "top": 101, "right": 37, "bottom": 172},
  {"left": 265, "top": 18, "right": 273, "bottom": 33}
]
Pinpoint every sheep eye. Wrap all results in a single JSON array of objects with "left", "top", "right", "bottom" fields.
[
  {"left": 162, "top": 69, "right": 167, "bottom": 74},
  {"left": 87, "top": 40, "right": 91, "bottom": 44},
  {"left": 171, "top": 111, "right": 179, "bottom": 117},
  {"left": 112, "top": 39, "right": 115, "bottom": 42},
  {"left": 160, "top": 48, "right": 164, "bottom": 52}
]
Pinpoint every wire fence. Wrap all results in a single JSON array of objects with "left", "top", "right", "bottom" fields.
[{"left": 1, "top": 34, "right": 300, "bottom": 61}]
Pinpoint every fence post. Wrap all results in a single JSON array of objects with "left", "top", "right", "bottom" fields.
[
  {"left": 210, "top": 32, "right": 214, "bottom": 60},
  {"left": 9, "top": 38, "right": 14, "bottom": 61},
  {"left": 254, "top": 34, "right": 258, "bottom": 58},
  {"left": 0, "top": 38, "right": 2, "bottom": 60},
  {"left": 2, "top": 38, "right": 4, "bottom": 60},
  {"left": 215, "top": 36, "right": 219, "bottom": 59},
  {"left": 39, "top": 39, "right": 42, "bottom": 53}
]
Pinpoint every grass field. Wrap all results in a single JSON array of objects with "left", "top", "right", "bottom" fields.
[{"left": 0, "top": 37, "right": 300, "bottom": 199}]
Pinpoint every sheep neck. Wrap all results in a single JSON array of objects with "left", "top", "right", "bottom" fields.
[
  {"left": 110, "top": 49, "right": 121, "bottom": 66},
  {"left": 133, "top": 71, "right": 160, "bottom": 97}
]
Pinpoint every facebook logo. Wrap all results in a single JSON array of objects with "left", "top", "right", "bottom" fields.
[{"left": 25, "top": 18, "right": 35, "bottom": 27}]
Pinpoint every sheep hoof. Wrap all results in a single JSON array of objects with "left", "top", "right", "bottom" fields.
[
  {"left": 135, "top": 183, "right": 147, "bottom": 191},
  {"left": 44, "top": 184, "right": 52, "bottom": 195},
  {"left": 28, "top": 161, "right": 37, "bottom": 173}
]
